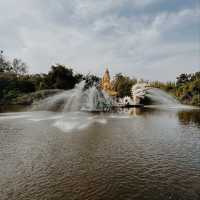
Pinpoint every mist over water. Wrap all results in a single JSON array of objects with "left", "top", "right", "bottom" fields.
[
  {"left": 32, "top": 81, "right": 114, "bottom": 112},
  {"left": 32, "top": 81, "right": 182, "bottom": 113},
  {"left": 146, "top": 88, "right": 179, "bottom": 105},
  {"left": 29, "top": 81, "right": 186, "bottom": 133}
]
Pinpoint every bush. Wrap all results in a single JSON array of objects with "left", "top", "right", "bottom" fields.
[{"left": 191, "top": 95, "right": 200, "bottom": 106}]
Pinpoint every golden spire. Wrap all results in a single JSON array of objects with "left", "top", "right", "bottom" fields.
[
  {"left": 101, "top": 68, "right": 117, "bottom": 96},
  {"left": 102, "top": 68, "right": 110, "bottom": 83}
]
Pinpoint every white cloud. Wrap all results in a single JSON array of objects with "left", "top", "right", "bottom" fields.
[{"left": 0, "top": 0, "right": 199, "bottom": 81}]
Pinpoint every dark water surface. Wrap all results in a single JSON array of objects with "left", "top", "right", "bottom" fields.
[{"left": 0, "top": 107, "right": 200, "bottom": 200}]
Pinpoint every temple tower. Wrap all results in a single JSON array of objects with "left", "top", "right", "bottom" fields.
[{"left": 101, "top": 68, "right": 117, "bottom": 96}]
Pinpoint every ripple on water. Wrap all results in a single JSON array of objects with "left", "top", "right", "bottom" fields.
[{"left": 0, "top": 109, "right": 200, "bottom": 200}]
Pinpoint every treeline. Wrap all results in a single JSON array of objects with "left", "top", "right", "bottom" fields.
[
  {"left": 0, "top": 52, "right": 137, "bottom": 105},
  {"left": 1, "top": 52, "right": 199, "bottom": 106},
  {"left": 0, "top": 53, "right": 99, "bottom": 104},
  {"left": 151, "top": 72, "right": 200, "bottom": 106}
]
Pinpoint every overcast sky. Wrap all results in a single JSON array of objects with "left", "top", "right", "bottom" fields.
[{"left": 0, "top": 0, "right": 199, "bottom": 81}]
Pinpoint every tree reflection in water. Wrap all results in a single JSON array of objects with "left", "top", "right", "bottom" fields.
[{"left": 178, "top": 110, "right": 200, "bottom": 127}]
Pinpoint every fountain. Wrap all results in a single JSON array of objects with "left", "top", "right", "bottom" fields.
[
  {"left": 32, "top": 80, "right": 180, "bottom": 113},
  {"left": 32, "top": 69, "right": 181, "bottom": 112},
  {"left": 131, "top": 82, "right": 151, "bottom": 106},
  {"left": 123, "top": 96, "right": 134, "bottom": 106},
  {"left": 32, "top": 81, "right": 114, "bottom": 112},
  {"left": 131, "top": 81, "right": 179, "bottom": 106}
]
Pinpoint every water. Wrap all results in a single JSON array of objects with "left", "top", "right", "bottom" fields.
[
  {"left": 0, "top": 84, "right": 200, "bottom": 200},
  {"left": 32, "top": 81, "right": 114, "bottom": 112},
  {"left": 0, "top": 106, "right": 200, "bottom": 200},
  {"left": 31, "top": 81, "right": 179, "bottom": 113}
]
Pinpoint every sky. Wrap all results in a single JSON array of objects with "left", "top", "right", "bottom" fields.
[{"left": 0, "top": 0, "right": 199, "bottom": 81}]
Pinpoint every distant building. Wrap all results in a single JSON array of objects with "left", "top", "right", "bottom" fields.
[{"left": 101, "top": 68, "right": 117, "bottom": 97}]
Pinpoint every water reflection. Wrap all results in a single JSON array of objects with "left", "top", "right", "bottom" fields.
[
  {"left": 128, "top": 107, "right": 159, "bottom": 116},
  {"left": 0, "top": 105, "right": 28, "bottom": 113},
  {"left": 178, "top": 110, "right": 200, "bottom": 127}
]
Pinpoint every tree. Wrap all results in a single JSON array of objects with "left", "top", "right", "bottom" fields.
[
  {"left": 0, "top": 51, "right": 12, "bottom": 73},
  {"left": 191, "top": 71, "right": 200, "bottom": 81},
  {"left": 74, "top": 73, "right": 84, "bottom": 84},
  {"left": 46, "top": 64, "right": 77, "bottom": 89},
  {"left": 176, "top": 73, "right": 191, "bottom": 86},
  {"left": 83, "top": 73, "right": 100, "bottom": 90},
  {"left": 11, "top": 58, "right": 28, "bottom": 75},
  {"left": 112, "top": 73, "right": 137, "bottom": 98}
]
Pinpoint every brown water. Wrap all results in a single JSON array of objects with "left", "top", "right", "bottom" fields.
[{"left": 0, "top": 107, "right": 200, "bottom": 200}]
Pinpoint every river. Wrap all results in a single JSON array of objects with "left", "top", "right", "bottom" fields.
[{"left": 0, "top": 106, "right": 200, "bottom": 200}]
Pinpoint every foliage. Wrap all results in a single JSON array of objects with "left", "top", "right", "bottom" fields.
[
  {"left": 83, "top": 73, "right": 100, "bottom": 90},
  {"left": 112, "top": 73, "right": 137, "bottom": 98},
  {"left": 0, "top": 52, "right": 84, "bottom": 104},
  {"left": 43, "top": 64, "right": 76, "bottom": 89},
  {"left": 151, "top": 71, "right": 200, "bottom": 106},
  {"left": 0, "top": 53, "right": 12, "bottom": 72},
  {"left": 0, "top": 51, "right": 199, "bottom": 107}
]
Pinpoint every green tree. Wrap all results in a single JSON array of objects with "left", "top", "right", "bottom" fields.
[
  {"left": 176, "top": 73, "right": 191, "bottom": 86},
  {"left": 46, "top": 64, "right": 77, "bottom": 89},
  {"left": 112, "top": 73, "right": 137, "bottom": 98},
  {"left": 151, "top": 71, "right": 200, "bottom": 106},
  {"left": 83, "top": 73, "right": 100, "bottom": 90}
]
